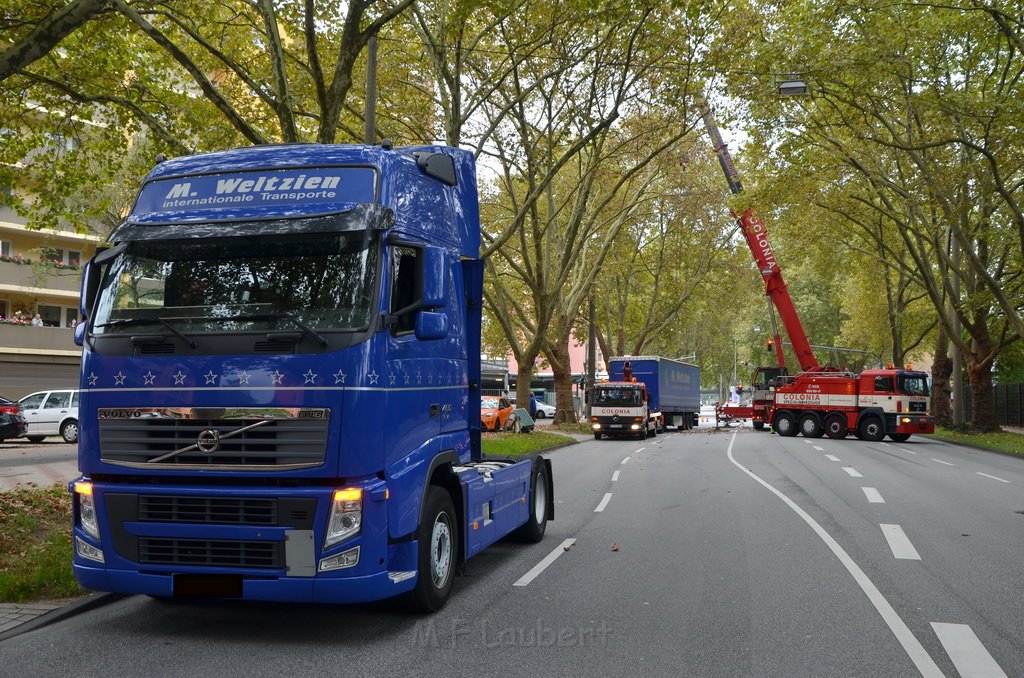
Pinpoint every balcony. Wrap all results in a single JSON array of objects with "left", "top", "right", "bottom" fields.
[
  {"left": 0, "top": 323, "right": 80, "bottom": 359},
  {"left": 0, "top": 259, "right": 81, "bottom": 298}
]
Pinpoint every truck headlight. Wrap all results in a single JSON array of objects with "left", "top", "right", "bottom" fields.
[
  {"left": 325, "top": 488, "right": 362, "bottom": 548},
  {"left": 74, "top": 481, "right": 100, "bottom": 541}
]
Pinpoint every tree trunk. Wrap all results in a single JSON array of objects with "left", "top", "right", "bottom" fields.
[
  {"left": 545, "top": 338, "right": 578, "bottom": 423},
  {"left": 930, "top": 325, "right": 952, "bottom": 425},
  {"left": 966, "top": 336, "right": 999, "bottom": 431}
]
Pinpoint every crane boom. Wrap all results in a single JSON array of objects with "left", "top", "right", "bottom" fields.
[{"left": 696, "top": 96, "right": 821, "bottom": 373}]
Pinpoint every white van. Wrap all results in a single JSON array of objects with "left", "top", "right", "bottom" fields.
[{"left": 18, "top": 389, "right": 80, "bottom": 443}]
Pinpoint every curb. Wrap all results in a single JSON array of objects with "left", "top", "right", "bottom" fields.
[{"left": 0, "top": 593, "right": 124, "bottom": 642}]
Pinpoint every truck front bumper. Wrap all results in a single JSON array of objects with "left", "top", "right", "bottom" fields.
[
  {"left": 895, "top": 414, "right": 934, "bottom": 435},
  {"left": 72, "top": 561, "right": 416, "bottom": 603}
]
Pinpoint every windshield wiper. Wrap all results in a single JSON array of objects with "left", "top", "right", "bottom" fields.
[
  {"left": 210, "top": 312, "right": 329, "bottom": 347},
  {"left": 96, "top": 317, "right": 197, "bottom": 348}
]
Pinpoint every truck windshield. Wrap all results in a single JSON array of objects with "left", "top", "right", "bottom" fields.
[
  {"left": 91, "top": 230, "right": 378, "bottom": 335},
  {"left": 898, "top": 374, "right": 930, "bottom": 396},
  {"left": 593, "top": 387, "right": 641, "bottom": 406}
]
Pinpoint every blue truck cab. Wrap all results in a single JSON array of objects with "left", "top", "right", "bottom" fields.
[{"left": 70, "top": 143, "right": 552, "bottom": 611}]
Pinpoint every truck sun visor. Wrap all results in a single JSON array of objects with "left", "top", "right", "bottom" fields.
[{"left": 109, "top": 204, "right": 395, "bottom": 242}]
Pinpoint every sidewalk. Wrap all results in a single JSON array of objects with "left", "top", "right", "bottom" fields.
[
  {"left": 0, "top": 601, "right": 64, "bottom": 635},
  {"left": 0, "top": 594, "right": 116, "bottom": 641}
]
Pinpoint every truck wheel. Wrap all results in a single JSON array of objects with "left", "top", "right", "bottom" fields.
[
  {"left": 512, "top": 460, "right": 549, "bottom": 543},
  {"left": 888, "top": 433, "right": 911, "bottom": 442},
  {"left": 752, "top": 421, "right": 765, "bottom": 431},
  {"left": 61, "top": 419, "right": 79, "bottom": 444},
  {"left": 593, "top": 432, "right": 602, "bottom": 440},
  {"left": 409, "top": 487, "right": 457, "bottom": 612},
  {"left": 774, "top": 411, "right": 798, "bottom": 437},
  {"left": 824, "top": 413, "right": 848, "bottom": 439},
  {"left": 858, "top": 417, "right": 885, "bottom": 442},
  {"left": 799, "top": 413, "right": 823, "bottom": 438}
]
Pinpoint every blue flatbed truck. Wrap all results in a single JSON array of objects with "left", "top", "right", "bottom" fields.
[
  {"left": 608, "top": 356, "right": 700, "bottom": 431},
  {"left": 69, "top": 143, "right": 553, "bottom": 611}
]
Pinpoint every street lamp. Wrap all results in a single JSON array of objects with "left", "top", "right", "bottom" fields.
[{"left": 778, "top": 79, "right": 808, "bottom": 96}]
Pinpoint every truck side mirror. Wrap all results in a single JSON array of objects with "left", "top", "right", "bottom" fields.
[
  {"left": 415, "top": 311, "right": 448, "bottom": 340},
  {"left": 75, "top": 244, "right": 125, "bottom": 346},
  {"left": 421, "top": 246, "right": 448, "bottom": 308}
]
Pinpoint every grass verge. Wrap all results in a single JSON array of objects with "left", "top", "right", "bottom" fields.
[
  {"left": 482, "top": 430, "right": 578, "bottom": 457},
  {"left": 0, "top": 483, "right": 85, "bottom": 603},
  {"left": 926, "top": 426, "right": 1024, "bottom": 456}
]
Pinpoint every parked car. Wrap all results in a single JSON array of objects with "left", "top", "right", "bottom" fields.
[
  {"left": 480, "top": 396, "right": 516, "bottom": 432},
  {"left": 533, "top": 401, "right": 556, "bottom": 419},
  {"left": 0, "top": 395, "right": 27, "bottom": 443},
  {"left": 18, "top": 389, "right": 80, "bottom": 443},
  {"left": 508, "top": 396, "right": 557, "bottom": 419}
]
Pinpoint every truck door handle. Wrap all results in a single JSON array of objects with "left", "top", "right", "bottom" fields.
[{"left": 430, "top": 403, "right": 440, "bottom": 417}]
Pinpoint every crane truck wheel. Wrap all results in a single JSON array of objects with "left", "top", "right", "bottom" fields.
[
  {"left": 887, "top": 433, "right": 911, "bottom": 442},
  {"left": 773, "top": 411, "right": 798, "bottom": 437},
  {"left": 512, "top": 458, "right": 550, "bottom": 543},
  {"left": 824, "top": 413, "right": 848, "bottom": 439},
  {"left": 752, "top": 421, "right": 765, "bottom": 431},
  {"left": 409, "top": 486, "right": 457, "bottom": 612},
  {"left": 858, "top": 417, "right": 885, "bottom": 442},
  {"left": 799, "top": 413, "right": 823, "bottom": 438}
]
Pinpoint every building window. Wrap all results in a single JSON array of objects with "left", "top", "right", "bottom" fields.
[
  {"left": 0, "top": 240, "right": 10, "bottom": 257},
  {"left": 0, "top": 300, "right": 9, "bottom": 319},
  {"left": 37, "top": 304, "right": 62, "bottom": 327}
]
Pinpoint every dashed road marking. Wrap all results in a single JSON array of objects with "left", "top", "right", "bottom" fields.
[
  {"left": 843, "top": 466, "right": 863, "bottom": 478},
  {"left": 931, "top": 622, "right": 1008, "bottom": 678},
  {"left": 813, "top": 445, "right": 825, "bottom": 451},
  {"left": 898, "top": 448, "right": 917, "bottom": 455},
  {"left": 862, "top": 487, "right": 885, "bottom": 503},
  {"left": 594, "top": 493, "right": 613, "bottom": 513},
  {"left": 880, "top": 524, "right": 921, "bottom": 560},
  {"left": 825, "top": 454, "right": 841, "bottom": 462},
  {"left": 931, "top": 458, "right": 955, "bottom": 467},
  {"left": 611, "top": 470, "right": 620, "bottom": 482},
  {"left": 620, "top": 456, "right": 631, "bottom": 465},
  {"left": 725, "top": 433, "right": 943, "bottom": 677},
  {"left": 514, "top": 538, "right": 576, "bottom": 587},
  {"left": 976, "top": 472, "right": 1010, "bottom": 484}
]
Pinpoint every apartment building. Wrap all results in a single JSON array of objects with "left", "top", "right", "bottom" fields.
[{"left": 0, "top": 205, "right": 102, "bottom": 398}]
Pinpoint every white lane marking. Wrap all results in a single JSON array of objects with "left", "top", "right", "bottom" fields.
[
  {"left": 898, "top": 448, "right": 917, "bottom": 455},
  {"left": 813, "top": 445, "right": 825, "bottom": 451},
  {"left": 931, "top": 623, "right": 1009, "bottom": 678},
  {"left": 725, "top": 433, "right": 943, "bottom": 677},
  {"left": 976, "top": 472, "right": 1010, "bottom": 484},
  {"left": 862, "top": 487, "right": 885, "bottom": 503},
  {"left": 803, "top": 439, "right": 814, "bottom": 444},
  {"left": 620, "top": 456, "right": 631, "bottom": 465},
  {"left": 931, "top": 458, "right": 955, "bottom": 466},
  {"left": 825, "top": 454, "right": 841, "bottom": 462},
  {"left": 514, "top": 538, "right": 576, "bottom": 587},
  {"left": 594, "top": 493, "right": 613, "bottom": 513},
  {"left": 611, "top": 470, "right": 620, "bottom": 482},
  {"left": 880, "top": 524, "right": 921, "bottom": 560},
  {"left": 843, "top": 466, "right": 863, "bottom": 478},
  {"left": 635, "top": 447, "right": 646, "bottom": 453}
]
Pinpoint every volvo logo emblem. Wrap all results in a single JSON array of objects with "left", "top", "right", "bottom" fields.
[{"left": 196, "top": 429, "right": 221, "bottom": 454}]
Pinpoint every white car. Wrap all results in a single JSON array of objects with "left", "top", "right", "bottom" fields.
[
  {"left": 533, "top": 401, "right": 556, "bottom": 419},
  {"left": 18, "top": 389, "right": 80, "bottom": 443}
]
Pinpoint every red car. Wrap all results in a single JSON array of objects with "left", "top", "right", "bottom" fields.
[{"left": 0, "top": 395, "right": 27, "bottom": 443}]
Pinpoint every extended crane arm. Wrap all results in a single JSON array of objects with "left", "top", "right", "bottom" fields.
[{"left": 696, "top": 96, "right": 821, "bottom": 373}]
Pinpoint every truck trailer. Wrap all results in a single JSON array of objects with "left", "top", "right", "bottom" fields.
[{"left": 68, "top": 143, "right": 553, "bottom": 611}]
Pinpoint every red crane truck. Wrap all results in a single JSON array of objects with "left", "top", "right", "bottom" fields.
[{"left": 697, "top": 96, "right": 934, "bottom": 441}]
